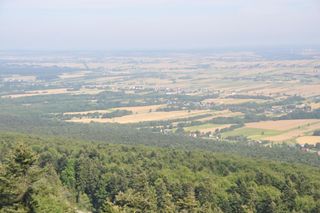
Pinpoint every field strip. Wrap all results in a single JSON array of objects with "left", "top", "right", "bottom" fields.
[
  {"left": 2, "top": 87, "right": 104, "bottom": 99},
  {"left": 246, "top": 119, "right": 320, "bottom": 131},
  {"left": 67, "top": 110, "right": 211, "bottom": 124},
  {"left": 63, "top": 104, "right": 166, "bottom": 115},
  {"left": 296, "top": 136, "right": 320, "bottom": 145},
  {"left": 264, "top": 121, "right": 320, "bottom": 142}
]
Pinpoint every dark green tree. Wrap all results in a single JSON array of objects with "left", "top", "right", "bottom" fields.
[
  {"left": 154, "top": 178, "right": 175, "bottom": 212},
  {"left": 0, "top": 144, "right": 39, "bottom": 211}
]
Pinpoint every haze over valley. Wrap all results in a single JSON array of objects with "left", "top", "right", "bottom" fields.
[{"left": 1, "top": 1, "right": 320, "bottom": 212}]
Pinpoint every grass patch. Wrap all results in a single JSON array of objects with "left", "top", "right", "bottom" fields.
[
  {"left": 222, "top": 127, "right": 282, "bottom": 140},
  {"left": 184, "top": 123, "right": 223, "bottom": 132}
]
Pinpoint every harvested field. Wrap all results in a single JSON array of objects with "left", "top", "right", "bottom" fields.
[
  {"left": 245, "top": 119, "right": 320, "bottom": 131},
  {"left": 2, "top": 88, "right": 70, "bottom": 98},
  {"left": 2, "top": 87, "right": 104, "bottom": 99},
  {"left": 296, "top": 136, "right": 320, "bottom": 145},
  {"left": 285, "top": 84, "right": 320, "bottom": 97},
  {"left": 310, "top": 102, "right": 320, "bottom": 110},
  {"left": 265, "top": 130, "right": 305, "bottom": 142},
  {"left": 221, "top": 117, "right": 320, "bottom": 143},
  {"left": 64, "top": 104, "right": 165, "bottom": 115},
  {"left": 249, "top": 84, "right": 320, "bottom": 97},
  {"left": 67, "top": 110, "right": 210, "bottom": 124},
  {"left": 264, "top": 121, "right": 320, "bottom": 142}
]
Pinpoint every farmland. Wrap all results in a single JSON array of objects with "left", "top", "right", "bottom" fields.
[
  {"left": 296, "top": 136, "right": 320, "bottom": 145},
  {"left": 0, "top": 50, "right": 320, "bottom": 147},
  {"left": 184, "top": 123, "right": 231, "bottom": 133},
  {"left": 68, "top": 109, "right": 210, "bottom": 124},
  {"left": 1, "top": 50, "right": 320, "bottom": 213},
  {"left": 219, "top": 120, "right": 320, "bottom": 143}
]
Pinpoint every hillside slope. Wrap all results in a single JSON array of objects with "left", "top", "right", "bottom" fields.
[{"left": 0, "top": 133, "right": 320, "bottom": 212}]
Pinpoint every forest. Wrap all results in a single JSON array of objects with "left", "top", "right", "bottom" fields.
[{"left": 1, "top": 132, "right": 320, "bottom": 213}]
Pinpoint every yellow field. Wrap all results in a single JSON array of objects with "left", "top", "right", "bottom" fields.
[
  {"left": 267, "top": 122, "right": 320, "bottom": 142},
  {"left": 296, "top": 136, "right": 320, "bottom": 145},
  {"left": 2, "top": 87, "right": 104, "bottom": 99},
  {"left": 247, "top": 84, "right": 320, "bottom": 97},
  {"left": 265, "top": 130, "right": 307, "bottom": 142},
  {"left": 12, "top": 57, "right": 320, "bottom": 97},
  {"left": 2, "top": 88, "right": 70, "bottom": 98},
  {"left": 285, "top": 84, "right": 320, "bottom": 97},
  {"left": 245, "top": 119, "right": 320, "bottom": 131},
  {"left": 244, "top": 120, "right": 320, "bottom": 142},
  {"left": 64, "top": 104, "right": 165, "bottom": 115},
  {"left": 310, "top": 102, "right": 320, "bottom": 110},
  {"left": 74, "top": 58, "right": 320, "bottom": 98},
  {"left": 68, "top": 110, "right": 210, "bottom": 124}
]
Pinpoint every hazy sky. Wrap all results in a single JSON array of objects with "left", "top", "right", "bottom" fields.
[{"left": 0, "top": 0, "right": 319, "bottom": 50}]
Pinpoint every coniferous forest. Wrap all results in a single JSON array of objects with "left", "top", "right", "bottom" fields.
[{"left": 1, "top": 132, "right": 320, "bottom": 213}]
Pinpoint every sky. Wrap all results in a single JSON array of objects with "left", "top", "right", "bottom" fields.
[{"left": 0, "top": 0, "right": 319, "bottom": 51}]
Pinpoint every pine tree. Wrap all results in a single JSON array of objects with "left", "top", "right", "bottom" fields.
[
  {"left": 100, "top": 199, "right": 120, "bottom": 213},
  {"left": 116, "top": 188, "right": 157, "bottom": 212},
  {"left": 177, "top": 185, "right": 199, "bottom": 213},
  {"left": 0, "top": 144, "right": 39, "bottom": 210},
  {"left": 257, "top": 195, "right": 276, "bottom": 213},
  {"left": 154, "top": 178, "right": 175, "bottom": 213},
  {"left": 60, "top": 159, "right": 76, "bottom": 189},
  {"left": 281, "top": 179, "right": 297, "bottom": 211}
]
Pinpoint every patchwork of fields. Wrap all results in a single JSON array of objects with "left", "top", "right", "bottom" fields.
[
  {"left": 1, "top": 51, "right": 320, "bottom": 146},
  {"left": 221, "top": 119, "right": 320, "bottom": 144}
]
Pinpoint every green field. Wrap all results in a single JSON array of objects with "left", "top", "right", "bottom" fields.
[
  {"left": 184, "top": 123, "right": 223, "bottom": 132},
  {"left": 222, "top": 127, "right": 282, "bottom": 140}
]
